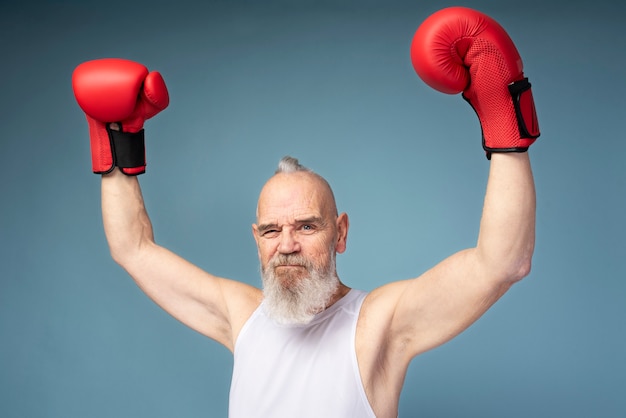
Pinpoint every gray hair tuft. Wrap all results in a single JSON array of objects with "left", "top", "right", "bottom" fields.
[{"left": 275, "top": 156, "right": 312, "bottom": 174}]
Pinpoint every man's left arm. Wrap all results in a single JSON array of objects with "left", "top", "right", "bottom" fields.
[
  {"left": 361, "top": 7, "right": 540, "bottom": 362},
  {"left": 382, "top": 151, "right": 535, "bottom": 360},
  {"left": 357, "top": 150, "right": 536, "bottom": 416}
]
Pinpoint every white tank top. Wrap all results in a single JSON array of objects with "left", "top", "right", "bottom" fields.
[{"left": 229, "top": 289, "right": 376, "bottom": 417}]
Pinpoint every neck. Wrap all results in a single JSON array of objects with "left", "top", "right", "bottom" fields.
[{"left": 324, "top": 282, "right": 351, "bottom": 310}]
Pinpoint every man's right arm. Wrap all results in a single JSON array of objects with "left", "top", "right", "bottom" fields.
[
  {"left": 101, "top": 168, "right": 261, "bottom": 351},
  {"left": 72, "top": 58, "right": 261, "bottom": 350}
]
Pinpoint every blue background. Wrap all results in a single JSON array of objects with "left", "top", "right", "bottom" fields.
[{"left": 1, "top": 0, "right": 625, "bottom": 417}]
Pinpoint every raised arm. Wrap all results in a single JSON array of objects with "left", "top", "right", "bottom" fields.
[
  {"left": 358, "top": 7, "right": 541, "bottom": 379},
  {"left": 101, "top": 169, "right": 259, "bottom": 350},
  {"left": 387, "top": 151, "right": 536, "bottom": 356},
  {"left": 73, "top": 59, "right": 260, "bottom": 351},
  {"left": 399, "top": 5, "right": 541, "bottom": 354},
  {"left": 476, "top": 153, "right": 535, "bottom": 283}
]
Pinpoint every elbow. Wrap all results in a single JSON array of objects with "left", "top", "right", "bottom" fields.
[
  {"left": 503, "top": 245, "right": 534, "bottom": 283},
  {"left": 107, "top": 239, "right": 144, "bottom": 268},
  {"left": 109, "top": 244, "right": 129, "bottom": 267},
  {"left": 509, "top": 255, "right": 533, "bottom": 283},
  {"left": 479, "top": 249, "right": 534, "bottom": 285},
  {"left": 105, "top": 225, "right": 154, "bottom": 268}
]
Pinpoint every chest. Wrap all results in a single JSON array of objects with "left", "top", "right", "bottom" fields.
[{"left": 229, "top": 307, "right": 375, "bottom": 417}]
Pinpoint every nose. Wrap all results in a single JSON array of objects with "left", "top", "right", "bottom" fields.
[{"left": 277, "top": 230, "right": 301, "bottom": 254}]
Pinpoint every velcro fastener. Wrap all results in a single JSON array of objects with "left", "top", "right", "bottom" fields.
[
  {"left": 110, "top": 129, "right": 146, "bottom": 168},
  {"left": 508, "top": 78, "right": 540, "bottom": 140}
]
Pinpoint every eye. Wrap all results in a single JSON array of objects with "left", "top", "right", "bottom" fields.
[{"left": 261, "top": 229, "right": 279, "bottom": 238}]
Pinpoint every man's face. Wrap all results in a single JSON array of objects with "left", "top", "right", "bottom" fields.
[{"left": 252, "top": 172, "right": 348, "bottom": 323}]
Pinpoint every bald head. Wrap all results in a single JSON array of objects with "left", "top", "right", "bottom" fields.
[{"left": 256, "top": 157, "right": 338, "bottom": 220}]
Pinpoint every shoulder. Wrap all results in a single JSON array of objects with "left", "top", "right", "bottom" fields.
[
  {"left": 360, "top": 281, "right": 411, "bottom": 325},
  {"left": 356, "top": 280, "right": 412, "bottom": 354},
  {"left": 217, "top": 278, "right": 263, "bottom": 350}
]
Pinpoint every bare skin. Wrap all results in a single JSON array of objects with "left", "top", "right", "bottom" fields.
[{"left": 102, "top": 152, "right": 534, "bottom": 418}]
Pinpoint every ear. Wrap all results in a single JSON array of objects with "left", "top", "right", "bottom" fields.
[
  {"left": 335, "top": 212, "right": 349, "bottom": 254},
  {"left": 252, "top": 224, "right": 260, "bottom": 247}
]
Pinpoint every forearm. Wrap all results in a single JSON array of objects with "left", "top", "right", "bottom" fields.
[
  {"left": 475, "top": 152, "right": 536, "bottom": 281},
  {"left": 101, "top": 168, "right": 155, "bottom": 265}
]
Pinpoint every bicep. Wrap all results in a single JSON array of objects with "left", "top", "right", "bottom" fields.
[
  {"left": 120, "top": 242, "right": 261, "bottom": 351},
  {"left": 382, "top": 248, "right": 513, "bottom": 359}
]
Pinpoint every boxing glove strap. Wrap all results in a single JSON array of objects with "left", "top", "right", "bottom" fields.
[
  {"left": 508, "top": 78, "right": 540, "bottom": 140},
  {"left": 109, "top": 128, "right": 146, "bottom": 169}
]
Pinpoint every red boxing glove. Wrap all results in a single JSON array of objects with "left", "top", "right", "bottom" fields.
[
  {"left": 410, "top": 7, "right": 540, "bottom": 158},
  {"left": 72, "top": 58, "right": 169, "bottom": 175}
]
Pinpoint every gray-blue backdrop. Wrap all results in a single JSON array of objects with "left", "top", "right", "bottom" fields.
[{"left": 1, "top": 0, "right": 624, "bottom": 417}]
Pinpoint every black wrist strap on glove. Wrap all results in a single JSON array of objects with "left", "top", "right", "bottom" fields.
[
  {"left": 107, "top": 127, "right": 146, "bottom": 170},
  {"left": 508, "top": 78, "right": 541, "bottom": 141}
]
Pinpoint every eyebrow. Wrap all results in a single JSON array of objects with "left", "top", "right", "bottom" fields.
[
  {"left": 257, "top": 216, "right": 326, "bottom": 233},
  {"left": 296, "top": 216, "right": 326, "bottom": 226}
]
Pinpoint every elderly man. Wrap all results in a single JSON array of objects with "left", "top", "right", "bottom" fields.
[{"left": 73, "top": 7, "right": 539, "bottom": 418}]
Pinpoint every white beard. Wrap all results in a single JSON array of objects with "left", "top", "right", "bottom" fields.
[{"left": 261, "top": 251, "right": 339, "bottom": 325}]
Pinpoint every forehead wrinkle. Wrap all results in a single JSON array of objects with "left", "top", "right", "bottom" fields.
[
  {"left": 256, "top": 172, "right": 336, "bottom": 222},
  {"left": 257, "top": 203, "right": 322, "bottom": 228}
]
